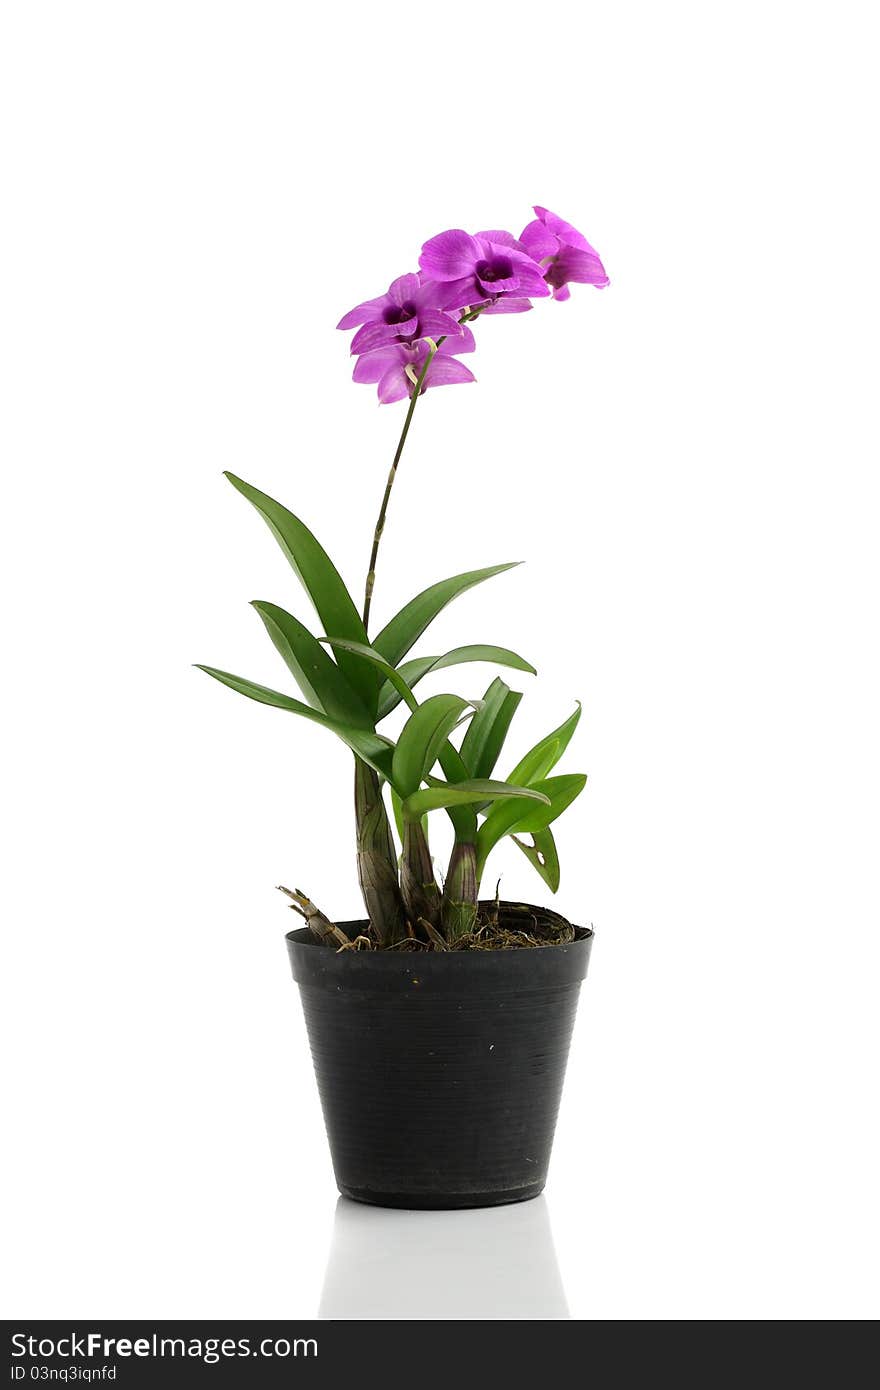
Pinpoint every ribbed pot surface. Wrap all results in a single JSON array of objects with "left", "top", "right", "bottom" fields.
[{"left": 286, "top": 913, "right": 592, "bottom": 1210}]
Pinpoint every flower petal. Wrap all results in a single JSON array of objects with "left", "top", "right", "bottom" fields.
[
  {"left": 520, "top": 219, "right": 559, "bottom": 260},
  {"left": 434, "top": 276, "right": 479, "bottom": 312},
  {"left": 353, "top": 347, "right": 403, "bottom": 384},
  {"left": 477, "top": 269, "right": 519, "bottom": 296},
  {"left": 480, "top": 297, "right": 534, "bottom": 315},
  {"left": 491, "top": 244, "right": 553, "bottom": 297},
  {"left": 413, "top": 277, "right": 453, "bottom": 310},
  {"left": 350, "top": 320, "right": 402, "bottom": 355},
  {"left": 424, "top": 357, "right": 476, "bottom": 389},
  {"left": 419, "top": 229, "right": 480, "bottom": 281},
  {"left": 387, "top": 273, "right": 420, "bottom": 306},
  {"left": 475, "top": 229, "right": 530, "bottom": 254},
  {"left": 512, "top": 265, "right": 552, "bottom": 297},
  {"left": 418, "top": 309, "right": 464, "bottom": 339},
  {"left": 377, "top": 364, "right": 411, "bottom": 404},
  {"left": 551, "top": 246, "right": 609, "bottom": 287},
  {"left": 337, "top": 296, "right": 386, "bottom": 331},
  {"left": 533, "top": 206, "right": 595, "bottom": 255},
  {"left": 439, "top": 325, "right": 476, "bottom": 353}
]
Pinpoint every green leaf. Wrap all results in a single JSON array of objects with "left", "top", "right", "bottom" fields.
[
  {"left": 459, "top": 678, "right": 522, "bottom": 780},
  {"left": 402, "top": 779, "right": 550, "bottom": 823},
  {"left": 512, "top": 827, "right": 561, "bottom": 893},
  {"left": 391, "top": 786, "right": 427, "bottom": 844},
  {"left": 507, "top": 703, "right": 582, "bottom": 785},
  {"left": 224, "top": 473, "right": 375, "bottom": 709},
  {"left": 392, "top": 694, "right": 473, "bottom": 797},
  {"left": 373, "top": 563, "right": 520, "bottom": 670},
  {"left": 510, "top": 774, "right": 587, "bottom": 832},
  {"left": 390, "top": 787, "right": 406, "bottom": 843},
  {"left": 323, "top": 638, "right": 483, "bottom": 838},
  {"left": 320, "top": 636, "right": 418, "bottom": 713},
  {"left": 476, "top": 774, "right": 587, "bottom": 877},
  {"left": 252, "top": 603, "right": 373, "bottom": 728},
  {"left": 435, "top": 741, "right": 477, "bottom": 839},
  {"left": 379, "top": 644, "right": 536, "bottom": 720},
  {"left": 195, "top": 664, "right": 394, "bottom": 779}
]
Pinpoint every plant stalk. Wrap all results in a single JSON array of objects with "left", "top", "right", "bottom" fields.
[
  {"left": 355, "top": 306, "right": 485, "bottom": 942},
  {"left": 441, "top": 839, "right": 479, "bottom": 941},
  {"left": 354, "top": 342, "right": 439, "bottom": 941},
  {"left": 354, "top": 757, "right": 407, "bottom": 944},
  {"left": 400, "top": 819, "right": 442, "bottom": 929}
]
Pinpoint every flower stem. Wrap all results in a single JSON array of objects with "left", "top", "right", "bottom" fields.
[
  {"left": 360, "top": 306, "right": 484, "bottom": 634},
  {"left": 362, "top": 343, "right": 438, "bottom": 633},
  {"left": 354, "top": 306, "right": 486, "bottom": 937}
]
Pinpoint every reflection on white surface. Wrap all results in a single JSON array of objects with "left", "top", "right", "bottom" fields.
[{"left": 319, "top": 1194, "right": 569, "bottom": 1320}]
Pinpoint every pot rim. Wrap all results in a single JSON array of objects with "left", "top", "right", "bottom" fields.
[
  {"left": 285, "top": 900, "right": 593, "bottom": 987},
  {"left": 286, "top": 922, "right": 594, "bottom": 953}
]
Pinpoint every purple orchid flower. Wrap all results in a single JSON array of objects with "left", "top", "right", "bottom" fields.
[
  {"left": 337, "top": 273, "right": 463, "bottom": 355},
  {"left": 353, "top": 336, "right": 475, "bottom": 405},
  {"left": 519, "top": 206, "right": 609, "bottom": 300},
  {"left": 418, "top": 229, "right": 550, "bottom": 315}
]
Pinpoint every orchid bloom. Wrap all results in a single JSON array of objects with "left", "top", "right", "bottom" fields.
[
  {"left": 519, "top": 206, "right": 609, "bottom": 300},
  {"left": 337, "top": 273, "right": 463, "bottom": 356},
  {"left": 352, "top": 336, "right": 476, "bottom": 405},
  {"left": 340, "top": 207, "right": 607, "bottom": 405},
  {"left": 418, "top": 229, "right": 550, "bottom": 315}
]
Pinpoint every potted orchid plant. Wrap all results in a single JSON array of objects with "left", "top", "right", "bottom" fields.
[{"left": 200, "top": 206, "right": 609, "bottom": 1209}]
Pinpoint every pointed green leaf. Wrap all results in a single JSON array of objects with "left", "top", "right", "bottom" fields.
[
  {"left": 512, "top": 827, "right": 561, "bottom": 893},
  {"left": 507, "top": 703, "right": 582, "bottom": 785},
  {"left": 390, "top": 787, "right": 406, "bottom": 844},
  {"left": 323, "top": 638, "right": 481, "bottom": 838},
  {"left": 252, "top": 603, "right": 373, "bottom": 728},
  {"left": 392, "top": 694, "right": 473, "bottom": 797},
  {"left": 391, "top": 786, "right": 428, "bottom": 843},
  {"left": 379, "top": 644, "right": 536, "bottom": 720},
  {"left": 510, "top": 774, "right": 587, "bottom": 833},
  {"left": 402, "top": 779, "right": 550, "bottom": 823},
  {"left": 320, "top": 636, "right": 418, "bottom": 712},
  {"left": 381, "top": 657, "right": 440, "bottom": 714},
  {"left": 476, "top": 774, "right": 587, "bottom": 877},
  {"left": 196, "top": 664, "right": 394, "bottom": 778},
  {"left": 197, "top": 665, "right": 308, "bottom": 713},
  {"left": 224, "top": 473, "right": 375, "bottom": 708},
  {"left": 373, "top": 563, "right": 520, "bottom": 670},
  {"left": 459, "top": 678, "right": 522, "bottom": 780},
  {"left": 435, "top": 742, "right": 478, "bottom": 839}
]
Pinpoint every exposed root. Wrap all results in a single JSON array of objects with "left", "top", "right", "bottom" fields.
[
  {"left": 418, "top": 917, "right": 449, "bottom": 951},
  {"left": 486, "top": 879, "right": 502, "bottom": 928},
  {"left": 284, "top": 887, "right": 578, "bottom": 953},
  {"left": 335, "top": 933, "right": 374, "bottom": 952},
  {"left": 452, "top": 900, "right": 576, "bottom": 950},
  {"left": 384, "top": 935, "right": 429, "bottom": 952}
]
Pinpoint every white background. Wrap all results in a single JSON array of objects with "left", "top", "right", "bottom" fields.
[{"left": 2, "top": 1, "right": 878, "bottom": 1321}]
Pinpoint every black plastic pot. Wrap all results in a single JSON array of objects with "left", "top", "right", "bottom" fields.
[{"left": 286, "top": 908, "right": 593, "bottom": 1210}]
